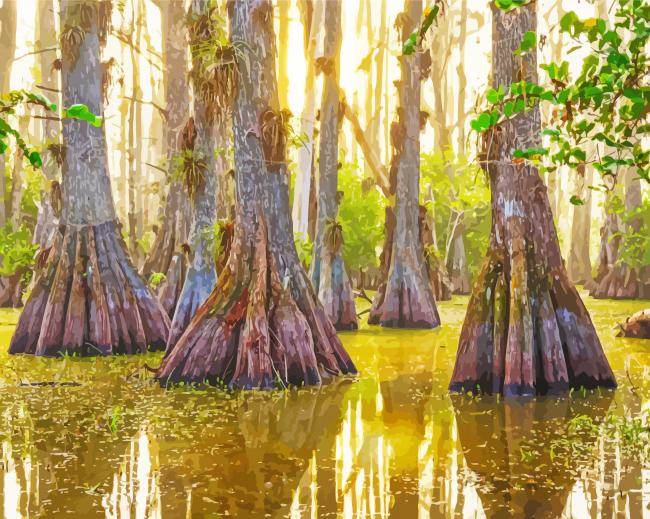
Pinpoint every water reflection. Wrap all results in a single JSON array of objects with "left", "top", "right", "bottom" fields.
[
  {"left": 452, "top": 393, "right": 613, "bottom": 518},
  {"left": 102, "top": 426, "right": 162, "bottom": 519},
  {"left": 2, "top": 300, "right": 650, "bottom": 519}
]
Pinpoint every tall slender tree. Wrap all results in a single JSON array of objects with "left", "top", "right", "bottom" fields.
[
  {"left": 167, "top": 0, "right": 228, "bottom": 348},
  {"left": 33, "top": 0, "right": 62, "bottom": 255},
  {"left": 369, "top": 0, "right": 440, "bottom": 329},
  {"left": 567, "top": 164, "right": 593, "bottom": 285},
  {"left": 157, "top": 0, "right": 356, "bottom": 388},
  {"left": 292, "top": 0, "right": 321, "bottom": 240},
  {"left": 309, "top": 0, "right": 357, "bottom": 331},
  {"left": 0, "top": 0, "right": 16, "bottom": 228},
  {"left": 9, "top": 0, "right": 169, "bottom": 356},
  {"left": 429, "top": 7, "right": 470, "bottom": 295},
  {"left": 449, "top": 2, "right": 615, "bottom": 396},
  {"left": 141, "top": 0, "right": 192, "bottom": 318}
]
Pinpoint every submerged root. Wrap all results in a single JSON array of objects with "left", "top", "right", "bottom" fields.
[
  {"left": 9, "top": 220, "right": 170, "bottom": 356},
  {"left": 618, "top": 309, "right": 650, "bottom": 339}
]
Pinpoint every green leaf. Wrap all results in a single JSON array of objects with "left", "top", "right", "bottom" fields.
[
  {"left": 569, "top": 195, "right": 585, "bottom": 206},
  {"left": 515, "top": 31, "right": 536, "bottom": 56},
  {"left": 28, "top": 151, "right": 42, "bottom": 168},
  {"left": 63, "top": 104, "right": 103, "bottom": 127},
  {"left": 402, "top": 32, "right": 417, "bottom": 56}
]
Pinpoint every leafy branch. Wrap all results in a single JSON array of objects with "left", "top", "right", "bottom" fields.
[
  {"left": 0, "top": 89, "right": 103, "bottom": 169},
  {"left": 469, "top": 0, "right": 649, "bottom": 183}
]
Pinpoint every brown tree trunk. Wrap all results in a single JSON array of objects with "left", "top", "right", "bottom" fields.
[
  {"left": 309, "top": 0, "right": 357, "bottom": 331},
  {"left": 157, "top": 0, "right": 356, "bottom": 388},
  {"left": 142, "top": 0, "right": 192, "bottom": 319},
  {"left": 167, "top": 0, "right": 224, "bottom": 349},
  {"left": 369, "top": 0, "right": 440, "bottom": 329},
  {"left": 449, "top": 4, "right": 615, "bottom": 396},
  {"left": 9, "top": 1, "right": 169, "bottom": 357},
  {"left": 567, "top": 164, "right": 593, "bottom": 285}
]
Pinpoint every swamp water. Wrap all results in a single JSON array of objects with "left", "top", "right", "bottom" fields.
[{"left": 0, "top": 293, "right": 649, "bottom": 518}]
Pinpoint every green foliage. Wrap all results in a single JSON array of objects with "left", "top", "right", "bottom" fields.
[
  {"left": 494, "top": 0, "right": 532, "bottom": 12},
  {"left": 149, "top": 272, "right": 166, "bottom": 289},
  {"left": 294, "top": 232, "right": 313, "bottom": 268},
  {"left": 420, "top": 152, "right": 491, "bottom": 280},
  {"left": 1, "top": 90, "right": 101, "bottom": 169},
  {"left": 136, "top": 229, "right": 156, "bottom": 257},
  {"left": 337, "top": 163, "right": 386, "bottom": 276},
  {"left": 0, "top": 225, "right": 38, "bottom": 277},
  {"left": 608, "top": 188, "right": 650, "bottom": 270},
  {"left": 471, "top": 0, "right": 650, "bottom": 182},
  {"left": 402, "top": 2, "right": 443, "bottom": 55},
  {"left": 515, "top": 31, "right": 536, "bottom": 56}
]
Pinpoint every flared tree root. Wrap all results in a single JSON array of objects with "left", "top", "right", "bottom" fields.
[
  {"left": 167, "top": 264, "right": 216, "bottom": 349},
  {"left": 157, "top": 213, "right": 356, "bottom": 388},
  {"left": 588, "top": 265, "right": 650, "bottom": 300},
  {"left": 618, "top": 309, "right": 650, "bottom": 339},
  {"left": 449, "top": 251, "right": 617, "bottom": 396},
  {"left": 0, "top": 272, "right": 23, "bottom": 308},
  {"left": 314, "top": 252, "right": 358, "bottom": 331},
  {"left": 9, "top": 220, "right": 170, "bottom": 356},
  {"left": 154, "top": 251, "right": 187, "bottom": 318},
  {"left": 369, "top": 263, "right": 441, "bottom": 328}
]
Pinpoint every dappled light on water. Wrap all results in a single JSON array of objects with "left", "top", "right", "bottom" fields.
[{"left": 0, "top": 295, "right": 650, "bottom": 517}]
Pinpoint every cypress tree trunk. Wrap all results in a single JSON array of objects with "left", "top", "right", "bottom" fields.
[
  {"left": 9, "top": 1, "right": 169, "bottom": 356},
  {"left": 369, "top": 0, "right": 440, "bottom": 329},
  {"left": 449, "top": 3, "right": 615, "bottom": 396},
  {"left": 309, "top": 0, "right": 357, "bottom": 331},
  {"left": 167, "top": 0, "right": 228, "bottom": 348},
  {"left": 141, "top": 0, "right": 191, "bottom": 319},
  {"left": 157, "top": 0, "right": 356, "bottom": 388}
]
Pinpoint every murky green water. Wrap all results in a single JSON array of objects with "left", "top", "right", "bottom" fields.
[{"left": 0, "top": 292, "right": 649, "bottom": 518}]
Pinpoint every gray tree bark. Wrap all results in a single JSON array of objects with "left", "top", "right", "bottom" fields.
[
  {"left": 157, "top": 0, "right": 356, "bottom": 388},
  {"left": 309, "top": 0, "right": 357, "bottom": 331},
  {"left": 166, "top": 0, "right": 224, "bottom": 348},
  {"left": 369, "top": 0, "right": 440, "bottom": 328},
  {"left": 9, "top": 0, "right": 170, "bottom": 356}
]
